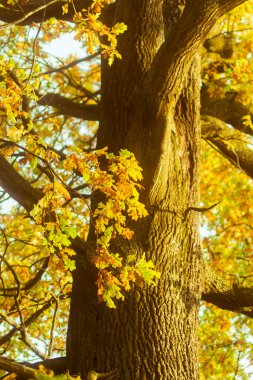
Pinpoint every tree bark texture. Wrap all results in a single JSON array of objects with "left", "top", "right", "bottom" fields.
[
  {"left": 0, "top": 0, "right": 249, "bottom": 378},
  {"left": 67, "top": 2, "right": 203, "bottom": 379}
]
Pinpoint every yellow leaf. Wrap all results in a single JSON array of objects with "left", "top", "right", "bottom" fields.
[{"left": 62, "top": 3, "right": 69, "bottom": 14}]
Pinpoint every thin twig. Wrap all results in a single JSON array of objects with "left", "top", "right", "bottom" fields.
[
  {"left": 21, "top": 331, "right": 48, "bottom": 360},
  {"left": 0, "top": 0, "right": 61, "bottom": 30},
  {"left": 27, "top": 6, "right": 45, "bottom": 83},
  {"left": 42, "top": 52, "right": 100, "bottom": 75},
  {"left": 48, "top": 295, "right": 58, "bottom": 357},
  {"left": 233, "top": 350, "right": 241, "bottom": 380},
  {"left": 0, "top": 312, "right": 19, "bottom": 329}
]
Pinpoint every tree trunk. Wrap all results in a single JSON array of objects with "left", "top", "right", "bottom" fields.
[{"left": 67, "top": 2, "right": 202, "bottom": 379}]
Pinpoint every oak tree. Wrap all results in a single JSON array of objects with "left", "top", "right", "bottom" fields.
[{"left": 1, "top": 1, "right": 253, "bottom": 379}]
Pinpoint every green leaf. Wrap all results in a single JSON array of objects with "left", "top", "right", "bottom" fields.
[
  {"left": 136, "top": 254, "right": 161, "bottom": 286},
  {"left": 119, "top": 149, "right": 132, "bottom": 159},
  {"left": 126, "top": 254, "right": 136, "bottom": 264},
  {"left": 64, "top": 226, "right": 77, "bottom": 239},
  {"left": 63, "top": 256, "right": 76, "bottom": 271},
  {"left": 103, "top": 283, "right": 124, "bottom": 308}
]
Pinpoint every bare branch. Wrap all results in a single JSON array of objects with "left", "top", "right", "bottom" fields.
[
  {"left": 0, "top": 0, "right": 92, "bottom": 25},
  {"left": 0, "top": 356, "right": 36, "bottom": 379},
  {"left": 0, "top": 301, "right": 53, "bottom": 346},
  {"left": 202, "top": 264, "right": 253, "bottom": 318},
  {"left": 201, "top": 87, "right": 253, "bottom": 137},
  {"left": 0, "top": 256, "right": 50, "bottom": 295},
  {"left": 201, "top": 115, "right": 253, "bottom": 180},
  {"left": 23, "top": 256, "right": 50, "bottom": 291},
  {"left": 48, "top": 296, "right": 58, "bottom": 357},
  {"left": 0, "top": 157, "right": 42, "bottom": 212},
  {"left": 38, "top": 93, "right": 100, "bottom": 121},
  {"left": 0, "top": 356, "right": 67, "bottom": 379},
  {"left": 23, "top": 357, "right": 67, "bottom": 375},
  {"left": 42, "top": 53, "right": 100, "bottom": 75},
  {"left": 20, "top": 331, "right": 48, "bottom": 360},
  {"left": 0, "top": 0, "right": 60, "bottom": 30}
]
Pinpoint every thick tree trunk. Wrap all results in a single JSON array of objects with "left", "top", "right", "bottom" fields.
[{"left": 67, "top": 2, "right": 202, "bottom": 379}]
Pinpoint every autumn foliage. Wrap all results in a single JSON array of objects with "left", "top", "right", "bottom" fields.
[
  {"left": 0, "top": 0, "right": 253, "bottom": 378},
  {"left": 0, "top": 0, "right": 161, "bottom": 362}
]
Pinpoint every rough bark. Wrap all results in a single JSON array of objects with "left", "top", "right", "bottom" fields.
[
  {"left": 67, "top": 2, "right": 203, "bottom": 379},
  {"left": 65, "top": 0, "right": 246, "bottom": 378},
  {"left": 67, "top": 79, "right": 202, "bottom": 380}
]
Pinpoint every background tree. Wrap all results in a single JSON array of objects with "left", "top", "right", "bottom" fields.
[{"left": 1, "top": 1, "right": 253, "bottom": 379}]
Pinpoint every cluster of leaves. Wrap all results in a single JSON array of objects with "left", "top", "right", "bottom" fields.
[
  {"left": 0, "top": 0, "right": 137, "bottom": 360},
  {"left": 0, "top": 38, "right": 74, "bottom": 359},
  {"left": 199, "top": 2, "right": 253, "bottom": 378},
  {"left": 33, "top": 366, "right": 80, "bottom": 380},
  {"left": 63, "top": 0, "right": 127, "bottom": 65},
  {"left": 1, "top": 86, "right": 159, "bottom": 306},
  {"left": 0, "top": 212, "right": 71, "bottom": 359},
  {"left": 199, "top": 143, "right": 253, "bottom": 379},
  {"left": 2, "top": 0, "right": 253, "bottom": 375},
  {"left": 0, "top": 45, "right": 159, "bottom": 309},
  {"left": 202, "top": 2, "right": 253, "bottom": 104},
  {"left": 29, "top": 146, "right": 160, "bottom": 308}
]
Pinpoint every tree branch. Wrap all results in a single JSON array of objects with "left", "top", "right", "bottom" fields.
[
  {"left": 0, "top": 356, "right": 36, "bottom": 379},
  {"left": 0, "top": 0, "right": 59, "bottom": 29},
  {"left": 0, "top": 356, "right": 67, "bottom": 379},
  {"left": 203, "top": 34, "right": 234, "bottom": 58},
  {"left": 23, "top": 256, "right": 50, "bottom": 291},
  {"left": 201, "top": 86, "right": 253, "bottom": 137},
  {"left": 25, "top": 357, "right": 67, "bottom": 375},
  {"left": 202, "top": 264, "right": 253, "bottom": 318},
  {"left": 0, "top": 157, "right": 42, "bottom": 212},
  {"left": 149, "top": 0, "right": 246, "bottom": 108},
  {"left": 218, "top": 0, "right": 248, "bottom": 13},
  {"left": 42, "top": 53, "right": 100, "bottom": 75},
  {"left": 0, "top": 300, "right": 54, "bottom": 346},
  {"left": 2, "top": 257, "right": 50, "bottom": 294},
  {"left": 38, "top": 93, "right": 100, "bottom": 121},
  {"left": 0, "top": 156, "right": 88, "bottom": 273},
  {"left": 201, "top": 115, "right": 253, "bottom": 180},
  {"left": 0, "top": 1, "right": 92, "bottom": 25},
  {"left": 87, "top": 369, "right": 119, "bottom": 380}
]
